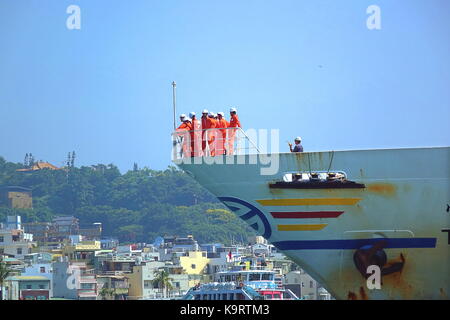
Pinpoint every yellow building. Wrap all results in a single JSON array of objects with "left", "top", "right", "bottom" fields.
[
  {"left": 127, "top": 261, "right": 166, "bottom": 300},
  {"left": 0, "top": 186, "right": 32, "bottom": 209},
  {"left": 177, "top": 251, "right": 213, "bottom": 287},
  {"left": 179, "top": 251, "right": 209, "bottom": 275},
  {"left": 62, "top": 241, "right": 101, "bottom": 266}
]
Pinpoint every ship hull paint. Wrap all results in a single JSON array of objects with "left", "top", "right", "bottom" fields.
[{"left": 177, "top": 147, "right": 450, "bottom": 299}]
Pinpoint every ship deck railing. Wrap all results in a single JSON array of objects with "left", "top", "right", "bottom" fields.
[{"left": 171, "top": 127, "right": 260, "bottom": 160}]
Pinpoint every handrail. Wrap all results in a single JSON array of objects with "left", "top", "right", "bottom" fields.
[
  {"left": 237, "top": 127, "right": 260, "bottom": 153},
  {"left": 171, "top": 126, "right": 260, "bottom": 159}
]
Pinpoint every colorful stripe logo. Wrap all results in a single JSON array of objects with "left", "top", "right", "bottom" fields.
[
  {"left": 256, "top": 198, "right": 361, "bottom": 206},
  {"left": 271, "top": 211, "right": 344, "bottom": 219},
  {"left": 277, "top": 224, "right": 327, "bottom": 231},
  {"left": 272, "top": 238, "right": 437, "bottom": 250},
  {"left": 255, "top": 198, "right": 361, "bottom": 232}
]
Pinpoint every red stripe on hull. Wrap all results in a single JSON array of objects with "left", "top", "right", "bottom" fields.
[{"left": 270, "top": 211, "right": 344, "bottom": 219}]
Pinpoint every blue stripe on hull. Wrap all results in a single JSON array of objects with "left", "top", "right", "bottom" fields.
[{"left": 272, "top": 238, "right": 437, "bottom": 250}]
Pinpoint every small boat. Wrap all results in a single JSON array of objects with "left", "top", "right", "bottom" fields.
[{"left": 182, "top": 269, "right": 300, "bottom": 300}]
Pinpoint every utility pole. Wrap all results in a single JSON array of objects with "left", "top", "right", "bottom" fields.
[{"left": 172, "top": 81, "right": 176, "bottom": 131}]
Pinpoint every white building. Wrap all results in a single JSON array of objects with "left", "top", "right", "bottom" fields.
[
  {"left": 52, "top": 259, "right": 98, "bottom": 300},
  {"left": 21, "top": 263, "right": 54, "bottom": 297},
  {"left": 0, "top": 220, "right": 35, "bottom": 259},
  {"left": 284, "top": 270, "right": 322, "bottom": 300},
  {"left": 127, "top": 260, "right": 166, "bottom": 300},
  {"left": 251, "top": 243, "right": 272, "bottom": 257}
]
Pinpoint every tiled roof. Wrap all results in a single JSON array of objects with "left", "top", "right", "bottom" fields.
[{"left": 17, "top": 162, "right": 60, "bottom": 172}]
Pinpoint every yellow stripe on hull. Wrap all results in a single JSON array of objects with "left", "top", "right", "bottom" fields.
[
  {"left": 256, "top": 198, "right": 361, "bottom": 206},
  {"left": 277, "top": 224, "right": 327, "bottom": 231}
]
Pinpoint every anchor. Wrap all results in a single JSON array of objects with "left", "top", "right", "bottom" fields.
[{"left": 353, "top": 239, "right": 405, "bottom": 279}]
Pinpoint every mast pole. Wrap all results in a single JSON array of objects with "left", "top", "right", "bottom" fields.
[{"left": 172, "top": 81, "right": 177, "bottom": 130}]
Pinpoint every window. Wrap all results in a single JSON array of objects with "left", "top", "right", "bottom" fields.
[
  {"left": 40, "top": 267, "right": 46, "bottom": 273},
  {"left": 310, "top": 281, "right": 313, "bottom": 288},
  {"left": 26, "top": 285, "right": 32, "bottom": 289},
  {"left": 249, "top": 273, "right": 261, "bottom": 281},
  {"left": 39, "top": 285, "right": 44, "bottom": 289},
  {"left": 191, "top": 264, "right": 196, "bottom": 269},
  {"left": 80, "top": 283, "right": 93, "bottom": 290},
  {"left": 0, "top": 236, "right": 3, "bottom": 242},
  {"left": 262, "top": 273, "right": 271, "bottom": 280},
  {"left": 17, "top": 248, "right": 23, "bottom": 255}
]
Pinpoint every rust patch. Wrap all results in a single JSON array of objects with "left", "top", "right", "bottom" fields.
[
  {"left": 347, "top": 291, "right": 357, "bottom": 300},
  {"left": 381, "top": 253, "right": 415, "bottom": 299},
  {"left": 268, "top": 187, "right": 283, "bottom": 195},
  {"left": 359, "top": 286, "right": 368, "bottom": 300},
  {"left": 367, "top": 183, "right": 396, "bottom": 196},
  {"left": 336, "top": 251, "right": 413, "bottom": 299},
  {"left": 385, "top": 253, "right": 405, "bottom": 268}
]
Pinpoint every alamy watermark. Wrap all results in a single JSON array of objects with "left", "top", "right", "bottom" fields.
[
  {"left": 66, "top": 264, "right": 81, "bottom": 290},
  {"left": 366, "top": 265, "right": 382, "bottom": 290},
  {"left": 172, "top": 128, "right": 280, "bottom": 176},
  {"left": 366, "top": 5, "right": 381, "bottom": 30},
  {"left": 66, "top": 5, "right": 81, "bottom": 30}
]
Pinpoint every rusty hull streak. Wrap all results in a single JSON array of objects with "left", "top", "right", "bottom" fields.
[
  {"left": 379, "top": 252, "right": 416, "bottom": 299},
  {"left": 268, "top": 187, "right": 283, "bottom": 196},
  {"left": 338, "top": 252, "right": 414, "bottom": 300},
  {"left": 367, "top": 183, "right": 397, "bottom": 197},
  {"left": 347, "top": 291, "right": 357, "bottom": 300},
  {"left": 359, "top": 286, "right": 368, "bottom": 300}
]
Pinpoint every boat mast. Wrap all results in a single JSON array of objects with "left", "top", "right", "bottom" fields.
[{"left": 172, "top": 81, "right": 177, "bottom": 130}]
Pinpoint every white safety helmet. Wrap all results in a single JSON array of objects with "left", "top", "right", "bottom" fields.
[
  {"left": 184, "top": 117, "right": 192, "bottom": 122},
  {"left": 208, "top": 112, "right": 215, "bottom": 117},
  {"left": 230, "top": 107, "right": 237, "bottom": 113},
  {"left": 295, "top": 137, "right": 302, "bottom": 142},
  {"left": 180, "top": 113, "right": 186, "bottom": 119},
  {"left": 218, "top": 112, "right": 225, "bottom": 117},
  {"left": 189, "top": 112, "right": 196, "bottom": 118},
  {"left": 202, "top": 109, "right": 209, "bottom": 114}
]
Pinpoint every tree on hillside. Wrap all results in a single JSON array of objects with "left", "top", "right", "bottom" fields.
[
  {"left": 99, "top": 287, "right": 115, "bottom": 300},
  {"left": 0, "top": 258, "right": 13, "bottom": 300},
  {"left": 28, "top": 153, "right": 35, "bottom": 167},
  {"left": 66, "top": 152, "right": 71, "bottom": 168},
  {"left": 71, "top": 151, "right": 76, "bottom": 168},
  {"left": 0, "top": 155, "right": 254, "bottom": 245},
  {"left": 152, "top": 269, "right": 173, "bottom": 298},
  {"left": 24, "top": 153, "right": 29, "bottom": 167}
]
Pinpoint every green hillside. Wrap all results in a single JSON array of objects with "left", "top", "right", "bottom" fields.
[{"left": 0, "top": 156, "right": 254, "bottom": 244}]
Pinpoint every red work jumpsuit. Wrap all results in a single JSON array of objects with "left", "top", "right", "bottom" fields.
[
  {"left": 227, "top": 114, "right": 241, "bottom": 155},
  {"left": 215, "top": 117, "right": 229, "bottom": 155}
]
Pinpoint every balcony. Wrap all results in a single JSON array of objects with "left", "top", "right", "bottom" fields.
[{"left": 79, "top": 276, "right": 96, "bottom": 283}]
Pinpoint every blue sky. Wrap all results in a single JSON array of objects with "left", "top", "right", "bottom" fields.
[{"left": 1, "top": 0, "right": 449, "bottom": 172}]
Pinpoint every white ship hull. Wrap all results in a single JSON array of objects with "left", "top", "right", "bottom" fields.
[{"left": 176, "top": 147, "right": 450, "bottom": 299}]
